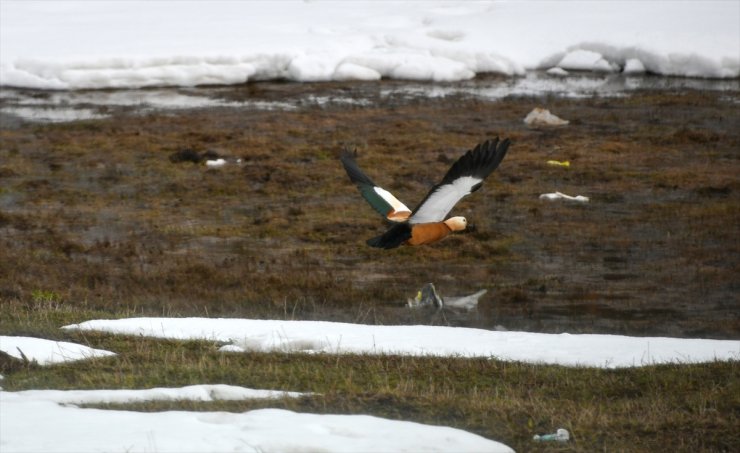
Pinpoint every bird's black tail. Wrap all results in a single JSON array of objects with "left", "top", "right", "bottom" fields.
[{"left": 366, "top": 223, "right": 412, "bottom": 249}]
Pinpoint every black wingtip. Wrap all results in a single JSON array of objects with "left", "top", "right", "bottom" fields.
[
  {"left": 340, "top": 147, "right": 357, "bottom": 161},
  {"left": 340, "top": 149, "right": 377, "bottom": 187},
  {"left": 486, "top": 136, "right": 510, "bottom": 172},
  {"left": 438, "top": 136, "right": 511, "bottom": 186},
  {"left": 339, "top": 148, "right": 358, "bottom": 171},
  {"left": 477, "top": 137, "right": 510, "bottom": 177}
]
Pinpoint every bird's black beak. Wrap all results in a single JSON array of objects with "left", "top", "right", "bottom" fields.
[{"left": 464, "top": 223, "right": 477, "bottom": 233}]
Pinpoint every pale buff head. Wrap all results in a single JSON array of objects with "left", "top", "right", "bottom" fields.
[{"left": 443, "top": 216, "right": 468, "bottom": 232}]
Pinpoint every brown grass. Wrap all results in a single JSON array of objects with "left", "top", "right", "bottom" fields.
[{"left": 1, "top": 89, "right": 738, "bottom": 336}]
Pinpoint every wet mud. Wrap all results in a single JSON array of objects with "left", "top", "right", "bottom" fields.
[{"left": 1, "top": 77, "right": 738, "bottom": 339}]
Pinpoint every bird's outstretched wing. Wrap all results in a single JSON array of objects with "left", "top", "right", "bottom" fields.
[
  {"left": 409, "top": 138, "right": 510, "bottom": 224},
  {"left": 340, "top": 151, "right": 412, "bottom": 222}
]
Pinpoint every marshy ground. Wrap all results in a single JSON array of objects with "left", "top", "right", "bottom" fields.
[
  {"left": 1, "top": 77, "right": 738, "bottom": 451},
  {"left": 2, "top": 78, "right": 738, "bottom": 337}
]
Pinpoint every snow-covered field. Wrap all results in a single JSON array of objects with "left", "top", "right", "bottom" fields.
[
  {"left": 0, "top": 329, "right": 521, "bottom": 452},
  {"left": 3, "top": 319, "right": 738, "bottom": 451},
  {"left": 2, "top": 384, "right": 511, "bottom": 452},
  {"left": 1, "top": 2, "right": 738, "bottom": 451},
  {"left": 1, "top": 1, "right": 737, "bottom": 90}
]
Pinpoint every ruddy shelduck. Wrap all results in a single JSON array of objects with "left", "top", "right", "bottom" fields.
[{"left": 341, "top": 137, "right": 511, "bottom": 249}]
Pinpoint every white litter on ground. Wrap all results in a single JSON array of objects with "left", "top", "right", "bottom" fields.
[
  {"left": 540, "top": 192, "right": 590, "bottom": 203},
  {"left": 524, "top": 108, "right": 570, "bottom": 127},
  {"left": 408, "top": 283, "right": 487, "bottom": 311},
  {"left": 205, "top": 158, "right": 227, "bottom": 168}
]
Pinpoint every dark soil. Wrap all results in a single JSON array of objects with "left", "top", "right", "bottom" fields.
[{"left": 1, "top": 80, "right": 738, "bottom": 339}]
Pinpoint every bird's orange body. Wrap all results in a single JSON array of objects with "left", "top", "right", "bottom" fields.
[{"left": 406, "top": 222, "right": 452, "bottom": 246}]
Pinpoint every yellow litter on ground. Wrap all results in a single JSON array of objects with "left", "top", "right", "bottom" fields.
[{"left": 547, "top": 160, "right": 570, "bottom": 167}]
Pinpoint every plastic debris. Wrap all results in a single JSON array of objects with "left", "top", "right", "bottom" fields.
[
  {"left": 523, "top": 107, "right": 569, "bottom": 127},
  {"left": 408, "top": 283, "right": 444, "bottom": 309},
  {"left": 533, "top": 428, "right": 570, "bottom": 442},
  {"left": 446, "top": 290, "right": 487, "bottom": 310},
  {"left": 539, "top": 192, "right": 589, "bottom": 203},
  {"left": 205, "top": 158, "right": 227, "bottom": 168},
  {"left": 407, "top": 283, "right": 486, "bottom": 311},
  {"left": 546, "top": 160, "right": 570, "bottom": 167}
]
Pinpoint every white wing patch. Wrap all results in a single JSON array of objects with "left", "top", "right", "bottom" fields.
[
  {"left": 374, "top": 186, "right": 411, "bottom": 214},
  {"left": 410, "top": 176, "right": 482, "bottom": 224}
]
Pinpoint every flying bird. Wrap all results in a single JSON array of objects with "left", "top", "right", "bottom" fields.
[{"left": 341, "top": 137, "right": 511, "bottom": 249}]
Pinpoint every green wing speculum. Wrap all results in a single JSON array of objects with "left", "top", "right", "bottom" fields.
[{"left": 340, "top": 151, "right": 411, "bottom": 222}]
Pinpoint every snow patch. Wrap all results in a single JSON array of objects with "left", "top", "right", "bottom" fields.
[
  {"left": 623, "top": 58, "right": 647, "bottom": 74},
  {"left": 1, "top": 107, "right": 109, "bottom": 123},
  {"left": 0, "top": 389, "right": 513, "bottom": 452},
  {"left": 557, "top": 49, "right": 619, "bottom": 73},
  {"left": 6, "top": 384, "right": 306, "bottom": 406},
  {"left": 0, "top": 336, "right": 115, "bottom": 365},
  {"left": 62, "top": 318, "right": 740, "bottom": 369},
  {"left": 547, "top": 67, "right": 570, "bottom": 77},
  {"left": 1, "top": 1, "right": 737, "bottom": 89}
]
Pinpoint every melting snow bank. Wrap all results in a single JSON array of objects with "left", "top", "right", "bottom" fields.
[
  {"left": 0, "top": 336, "right": 115, "bottom": 365},
  {"left": 1, "top": 1, "right": 738, "bottom": 89},
  {"left": 0, "top": 388, "right": 512, "bottom": 453},
  {"left": 62, "top": 318, "right": 740, "bottom": 369}
]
